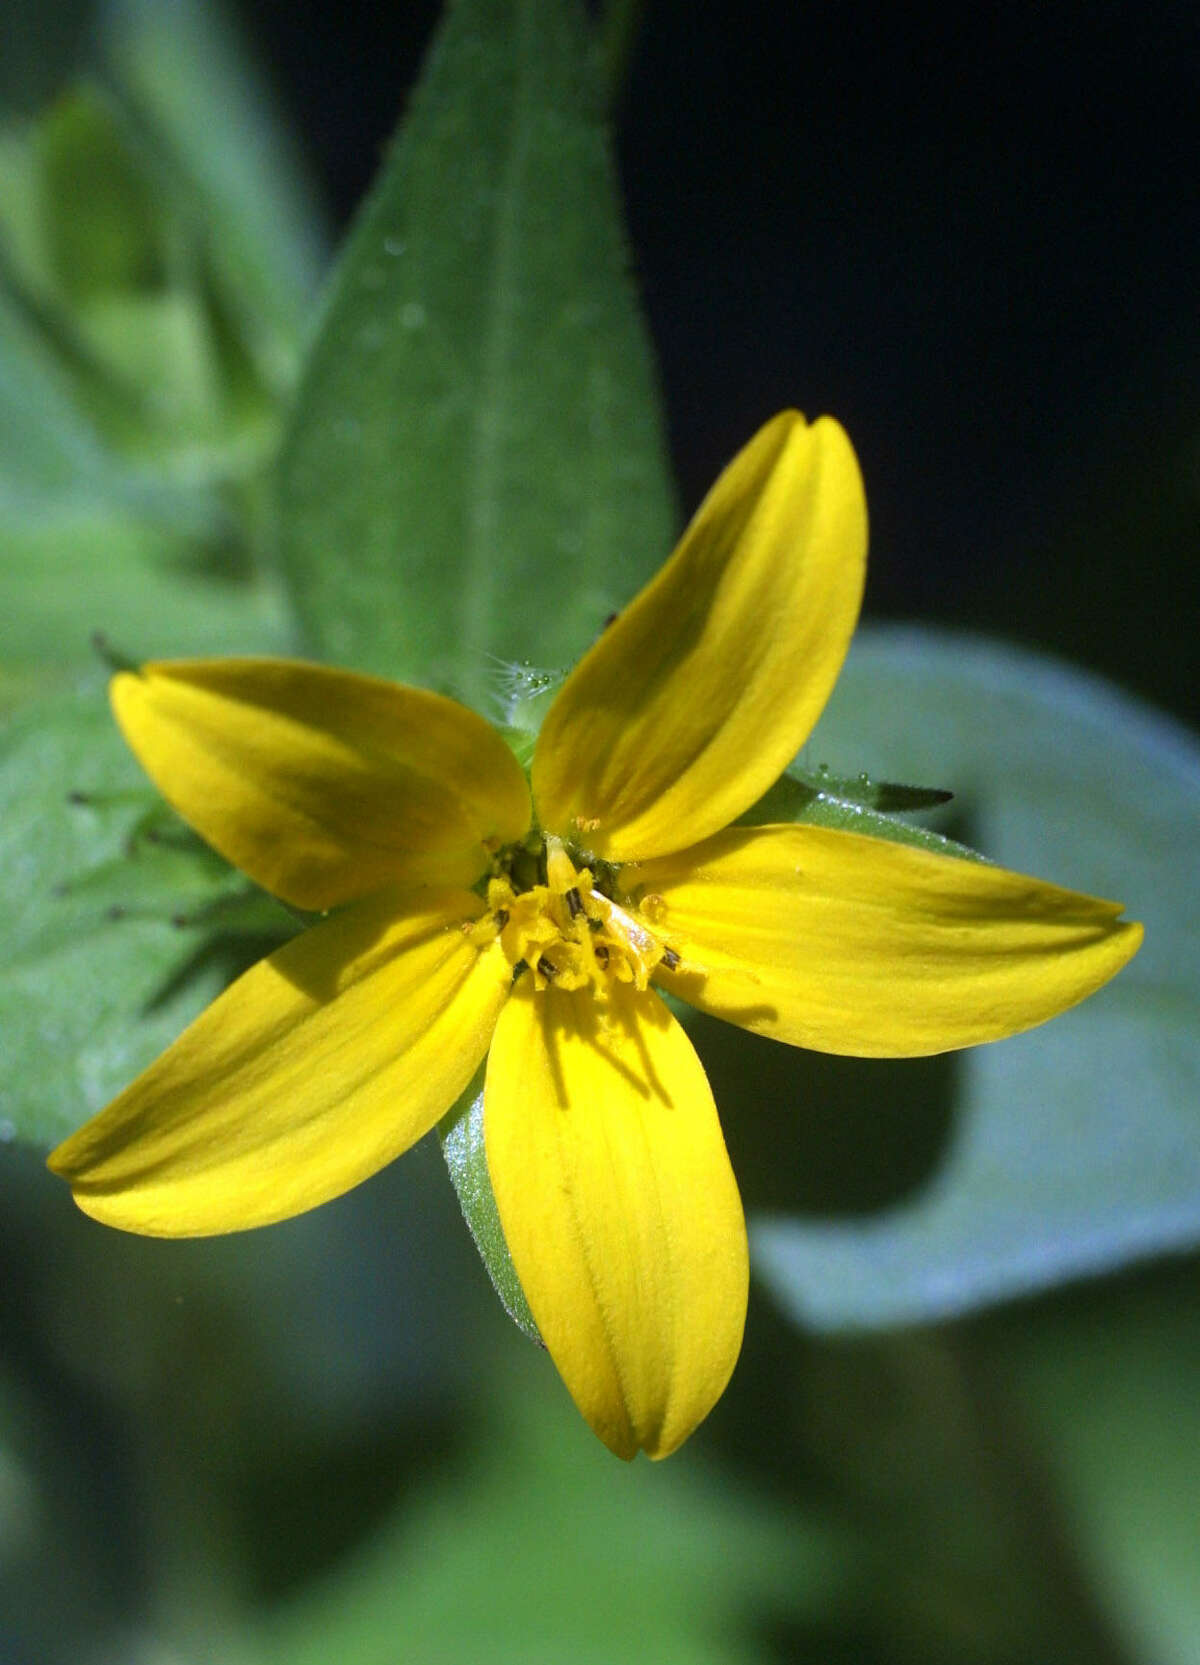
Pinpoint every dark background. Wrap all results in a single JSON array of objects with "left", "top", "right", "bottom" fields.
[{"left": 248, "top": 0, "right": 1197, "bottom": 724}]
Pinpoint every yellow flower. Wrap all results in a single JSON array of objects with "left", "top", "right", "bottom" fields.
[{"left": 49, "top": 413, "right": 1141, "bottom": 1459}]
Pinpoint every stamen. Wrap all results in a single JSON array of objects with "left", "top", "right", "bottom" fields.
[
  {"left": 639, "top": 891, "right": 667, "bottom": 924},
  {"left": 482, "top": 833, "right": 687, "bottom": 999},
  {"left": 544, "top": 834, "right": 577, "bottom": 894}
]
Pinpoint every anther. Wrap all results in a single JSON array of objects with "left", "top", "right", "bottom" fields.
[
  {"left": 565, "top": 887, "right": 583, "bottom": 919},
  {"left": 494, "top": 907, "right": 510, "bottom": 929},
  {"left": 660, "top": 946, "right": 680, "bottom": 971},
  {"left": 640, "top": 891, "right": 667, "bottom": 924},
  {"left": 537, "top": 955, "right": 557, "bottom": 980},
  {"left": 594, "top": 944, "right": 610, "bottom": 967}
]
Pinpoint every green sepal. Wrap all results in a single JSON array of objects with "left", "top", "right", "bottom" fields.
[
  {"left": 804, "top": 770, "right": 954, "bottom": 813},
  {"left": 740, "top": 763, "right": 983, "bottom": 863},
  {"left": 439, "top": 1072, "right": 543, "bottom": 1347},
  {"left": 88, "top": 631, "right": 139, "bottom": 674}
]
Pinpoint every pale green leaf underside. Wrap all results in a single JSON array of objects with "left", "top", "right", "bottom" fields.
[
  {"left": 277, "top": 0, "right": 676, "bottom": 710},
  {"left": 751, "top": 626, "right": 1200, "bottom": 1331}
]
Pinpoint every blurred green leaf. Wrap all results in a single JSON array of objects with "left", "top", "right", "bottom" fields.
[
  {"left": 97, "top": 0, "right": 326, "bottom": 396},
  {"left": 0, "top": 272, "right": 134, "bottom": 507},
  {"left": 0, "top": 0, "right": 90, "bottom": 117},
  {"left": 0, "top": 685, "right": 295, "bottom": 1147},
  {"left": 715, "top": 1309, "right": 1139, "bottom": 1665},
  {"left": 749, "top": 626, "right": 1200, "bottom": 1330},
  {"left": 37, "top": 84, "right": 163, "bottom": 303},
  {"left": 0, "top": 13, "right": 324, "bottom": 695},
  {"left": 999, "top": 1266, "right": 1200, "bottom": 1665},
  {"left": 0, "top": 1136, "right": 492, "bottom": 1662},
  {"left": 1, "top": 77, "right": 292, "bottom": 460},
  {"left": 255, "top": 1344, "right": 845, "bottom": 1665},
  {"left": 278, "top": 0, "right": 675, "bottom": 706}
]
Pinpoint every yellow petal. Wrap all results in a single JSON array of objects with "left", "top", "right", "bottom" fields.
[
  {"left": 484, "top": 979, "right": 748, "bottom": 1459},
  {"left": 633, "top": 824, "right": 1143, "bottom": 1057},
  {"left": 112, "top": 659, "right": 531, "bottom": 910},
  {"left": 49, "top": 889, "right": 511, "bottom": 1234},
  {"left": 532, "top": 412, "right": 867, "bottom": 861}
]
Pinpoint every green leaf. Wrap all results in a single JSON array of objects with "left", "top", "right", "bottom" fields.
[
  {"left": 439, "top": 1078, "right": 542, "bottom": 1345},
  {"left": 0, "top": 685, "right": 296, "bottom": 1148},
  {"left": 0, "top": 508, "right": 292, "bottom": 710},
  {"left": 745, "top": 626, "right": 1200, "bottom": 1330},
  {"left": 278, "top": 0, "right": 676, "bottom": 707},
  {"left": 0, "top": 510, "right": 291, "bottom": 705}
]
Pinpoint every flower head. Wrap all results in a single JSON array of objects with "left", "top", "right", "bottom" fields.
[{"left": 49, "top": 413, "right": 1141, "bottom": 1458}]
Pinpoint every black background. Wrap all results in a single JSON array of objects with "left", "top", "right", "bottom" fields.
[{"left": 246, "top": 0, "right": 1199, "bottom": 726}]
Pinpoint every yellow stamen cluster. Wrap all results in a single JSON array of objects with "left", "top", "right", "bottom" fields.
[{"left": 472, "top": 835, "right": 681, "bottom": 998}]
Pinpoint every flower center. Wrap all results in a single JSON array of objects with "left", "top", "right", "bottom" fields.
[{"left": 473, "top": 834, "right": 679, "bottom": 997}]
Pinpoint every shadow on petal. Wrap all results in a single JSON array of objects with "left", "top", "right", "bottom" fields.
[
  {"left": 140, "top": 925, "right": 300, "bottom": 1018},
  {"left": 267, "top": 886, "right": 479, "bottom": 1005},
  {"left": 539, "top": 982, "right": 674, "bottom": 1108}
]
